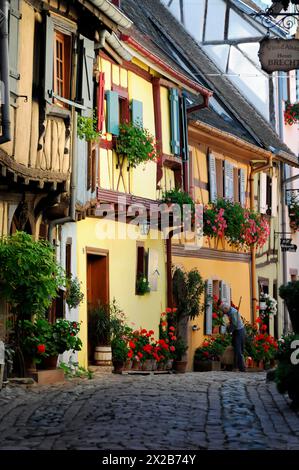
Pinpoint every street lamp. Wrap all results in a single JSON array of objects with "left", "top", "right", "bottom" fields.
[{"left": 139, "top": 219, "right": 150, "bottom": 236}]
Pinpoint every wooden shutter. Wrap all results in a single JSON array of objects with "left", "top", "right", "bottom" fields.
[
  {"left": 220, "top": 281, "right": 231, "bottom": 334},
  {"left": 169, "top": 88, "right": 180, "bottom": 155},
  {"left": 239, "top": 168, "right": 246, "bottom": 206},
  {"left": 224, "top": 160, "right": 234, "bottom": 200},
  {"left": 233, "top": 167, "right": 239, "bottom": 203},
  {"left": 271, "top": 175, "right": 278, "bottom": 217},
  {"left": 205, "top": 279, "right": 213, "bottom": 335},
  {"left": 44, "top": 15, "right": 54, "bottom": 104},
  {"left": 9, "top": 0, "right": 21, "bottom": 96},
  {"left": 131, "top": 99, "right": 143, "bottom": 126},
  {"left": 97, "top": 72, "right": 105, "bottom": 132},
  {"left": 87, "top": 141, "right": 92, "bottom": 191},
  {"left": 80, "top": 36, "right": 94, "bottom": 118},
  {"left": 216, "top": 159, "right": 224, "bottom": 198},
  {"left": 137, "top": 245, "right": 145, "bottom": 276},
  {"left": 208, "top": 153, "right": 217, "bottom": 202},
  {"left": 259, "top": 172, "right": 267, "bottom": 214},
  {"left": 65, "top": 242, "right": 72, "bottom": 278},
  {"left": 106, "top": 90, "right": 119, "bottom": 135}
]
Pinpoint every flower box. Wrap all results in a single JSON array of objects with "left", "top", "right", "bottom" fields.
[{"left": 193, "top": 360, "right": 221, "bottom": 372}]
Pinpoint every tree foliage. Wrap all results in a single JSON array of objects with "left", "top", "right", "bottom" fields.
[
  {"left": 172, "top": 266, "right": 205, "bottom": 321},
  {"left": 0, "top": 231, "right": 65, "bottom": 320}
]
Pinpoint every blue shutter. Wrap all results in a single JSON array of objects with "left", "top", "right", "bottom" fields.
[
  {"left": 44, "top": 15, "right": 54, "bottom": 104},
  {"left": 169, "top": 88, "right": 180, "bottom": 155},
  {"left": 80, "top": 35, "right": 94, "bottom": 118},
  {"left": 106, "top": 91, "right": 119, "bottom": 136},
  {"left": 9, "top": 0, "right": 21, "bottom": 96},
  {"left": 131, "top": 99, "right": 143, "bottom": 126}
]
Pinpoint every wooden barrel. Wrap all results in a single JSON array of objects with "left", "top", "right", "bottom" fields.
[{"left": 94, "top": 346, "right": 112, "bottom": 366}]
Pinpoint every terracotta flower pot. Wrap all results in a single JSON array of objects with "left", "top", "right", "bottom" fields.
[
  {"left": 132, "top": 359, "right": 141, "bottom": 370},
  {"left": 173, "top": 360, "right": 187, "bottom": 373},
  {"left": 38, "top": 355, "right": 58, "bottom": 370},
  {"left": 142, "top": 359, "right": 153, "bottom": 371},
  {"left": 124, "top": 359, "right": 132, "bottom": 370},
  {"left": 165, "top": 359, "right": 173, "bottom": 370},
  {"left": 193, "top": 360, "right": 221, "bottom": 372},
  {"left": 113, "top": 360, "right": 124, "bottom": 374},
  {"left": 157, "top": 361, "right": 166, "bottom": 371}
]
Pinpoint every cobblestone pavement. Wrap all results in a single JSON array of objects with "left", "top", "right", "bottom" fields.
[{"left": 0, "top": 371, "right": 299, "bottom": 450}]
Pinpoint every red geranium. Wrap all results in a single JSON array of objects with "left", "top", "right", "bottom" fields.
[{"left": 37, "top": 344, "right": 46, "bottom": 354}]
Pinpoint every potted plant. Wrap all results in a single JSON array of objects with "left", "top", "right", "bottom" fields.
[
  {"left": 111, "top": 337, "right": 129, "bottom": 374},
  {"left": 66, "top": 275, "right": 84, "bottom": 310},
  {"left": 160, "top": 188, "right": 195, "bottom": 224},
  {"left": 88, "top": 303, "right": 112, "bottom": 366},
  {"left": 136, "top": 273, "right": 150, "bottom": 295},
  {"left": 19, "top": 318, "right": 82, "bottom": 371},
  {"left": 275, "top": 333, "right": 299, "bottom": 409},
  {"left": 173, "top": 337, "right": 188, "bottom": 373},
  {"left": 279, "top": 281, "right": 299, "bottom": 333},
  {"left": 194, "top": 335, "right": 229, "bottom": 372},
  {"left": 116, "top": 122, "right": 159, "bottom": 168},
  {"left": 203, "top": 199, "right": 270, "bottom": 249},
  {"left": 284, "top": 101, "right": 299, "bottom": 126}
]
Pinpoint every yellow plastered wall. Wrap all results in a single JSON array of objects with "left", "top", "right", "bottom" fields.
[
  {"left": 76, "top": 218, "right": 167, "bottom": 368},
  {"left": 160, "top": 86, "right": 171, "bottom": 155},
  {"left": 100, "top": 58, "right": 112, "bottom": 91},
  {"left": 173, "top": 255, "right": 251, "bottom": 371}
]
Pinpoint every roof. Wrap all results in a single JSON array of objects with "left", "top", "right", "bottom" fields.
[{"left": 120, "top": 0, "right": 298, "bottom": 166}]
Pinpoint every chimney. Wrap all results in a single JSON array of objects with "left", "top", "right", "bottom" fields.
[{"left": 111, "top": 0, "right": 121, "bottom": 8}]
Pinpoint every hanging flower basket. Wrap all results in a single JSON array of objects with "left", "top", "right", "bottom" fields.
[
  {"left": 203, "top": 199, "right": 270, "bottom": 249},
  {"left": 116, "top": 123, "right": 159, "bottom": 168},
  {"left": 284, "top": 101, "right": 299, "bottom": 126}
]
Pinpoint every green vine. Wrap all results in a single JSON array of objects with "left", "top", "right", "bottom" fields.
[{"left": 77, "top": 112, "right": 101, "bottom": 142}]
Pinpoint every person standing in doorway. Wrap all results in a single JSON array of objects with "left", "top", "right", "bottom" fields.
[{"left": 221, "top": 303, "right": 246, "bottom": 372}]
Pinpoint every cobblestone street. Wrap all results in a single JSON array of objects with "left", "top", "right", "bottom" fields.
[{"left": 0, "top": 372, "right": 299, "bottom": 450}]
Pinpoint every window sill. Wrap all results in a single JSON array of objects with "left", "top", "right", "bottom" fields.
[
  {"left": 46, "top": 103, "right": 71, "bottom": 119},
  {"left": 162, "top": 154, "right": 182, "bottom": 169}
]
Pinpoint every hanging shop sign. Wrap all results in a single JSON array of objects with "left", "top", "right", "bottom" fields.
[
  {"left": 259, "top": 38, "right": 299, "bottom": 73},
  {"left": 280, "top": 238, "right": 297, "bottom": 252}
]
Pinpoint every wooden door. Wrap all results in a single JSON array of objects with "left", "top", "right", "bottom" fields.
[
  {"left": 87, "top": 253, "right": 109, "bottom": 363},
  {"left": 87, "top": 254, "right": 109, "bottom": 309}
]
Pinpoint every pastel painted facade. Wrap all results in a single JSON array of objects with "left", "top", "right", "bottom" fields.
[{"left": 59, "top": 25, "right": 210, "bottom": 367}]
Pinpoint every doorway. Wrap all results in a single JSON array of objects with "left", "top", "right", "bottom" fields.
[{"left": 86, "top": 250, "right": 109, "bottom": 363}]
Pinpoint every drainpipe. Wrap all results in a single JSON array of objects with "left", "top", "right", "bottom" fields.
[
  {"left": 186, "top": 95, "right": 209, "bottom": 115},
  {"left": 0, "top": 0, "right": 11, "bottom": 144},
  {"left": 277, "top": 75, "right": 289, "bottom": 334},
  {"left": 166, "top": 230, "right": 175, "bottom": 308},
  {"left": 249, "top": 156, "right": 273, "bottom": 322},
  {"left": 48, "top": 108, "right": 77, "bottom": 243}
]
